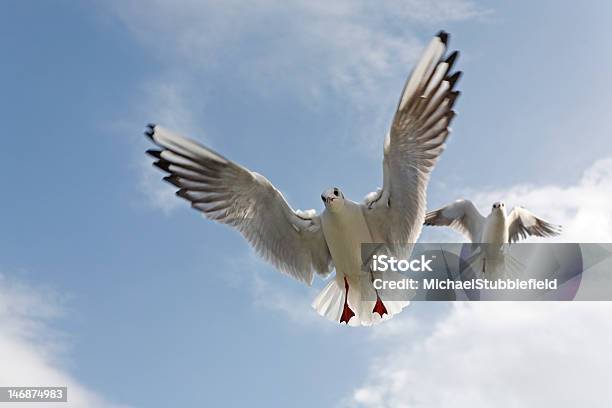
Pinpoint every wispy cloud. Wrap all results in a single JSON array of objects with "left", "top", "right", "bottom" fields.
[
  {"left": 111, "top": 0, "right": 485, "bottom": 106},
  {"left": 110, "top": 0, "right": 487, "bottom": 211},
  {"left": 222, "top": 251, "right": 331, "bottom": 328},
  {"left": 0, "top": 273, "right": 129, "bottom": 408},
  {"left": 136, "top": 81, "right": 203, "bottom": 214},
  {"left": 251, "top": 270, "right": 327, "bottom": 326}
]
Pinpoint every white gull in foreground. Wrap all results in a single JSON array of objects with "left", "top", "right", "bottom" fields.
[{"left": 145, "top": 31, "right": 461, "bottom": 326}]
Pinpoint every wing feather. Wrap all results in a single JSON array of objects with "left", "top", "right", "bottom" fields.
[
  {"left": 363, "top": 31, "right": 462, "bottom": 247},
  {"left": 507, "top": 207, "right": 562, "bottom": 243},
  {"left": 145, "top": 125, "right": 333, "bottom": 284},
  {"left": 424, "top": 199, "right": 485, "bottom": 242}
]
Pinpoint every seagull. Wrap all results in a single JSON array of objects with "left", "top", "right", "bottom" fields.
[
  {"left": 424, "top": 199, "right": 562, "bottom": 273},
  {"left": 145, "top": 31, "right": 461, "bottom": 326}
]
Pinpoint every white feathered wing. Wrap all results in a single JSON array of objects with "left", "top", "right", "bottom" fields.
[
  {"left": 363, "top": 31, "right": 462, "bottom": 251},
  {"left": 145, "top": 125, "right": 333, "bottom": 285}
]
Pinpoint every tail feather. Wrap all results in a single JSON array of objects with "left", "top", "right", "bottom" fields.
[
  {"left": 312, "top": 280, "right": 344, "bottom": 323},
  {"left": 312, "top": 278, "right": 410, "bottom": 326}
]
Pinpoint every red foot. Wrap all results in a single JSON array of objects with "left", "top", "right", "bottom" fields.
[
  {"left": 340, "top": 277, "right": 355, "bottom": 324},
  {"left": 340, "top": 303, "right": 355, "bottom": 324},
  {"left": 373, "top": 295, "right": 388, "bottom": 317}
]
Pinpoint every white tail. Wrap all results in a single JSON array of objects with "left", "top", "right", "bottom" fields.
[{"left": 311, "top": 277, "right": 410, "bottom": 327}]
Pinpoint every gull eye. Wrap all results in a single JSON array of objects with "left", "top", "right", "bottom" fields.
[{"left": 333, "top": 188, "right": 339, "bottom": 197}]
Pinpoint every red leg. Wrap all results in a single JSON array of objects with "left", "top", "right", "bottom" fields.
[{"left": 340, "top": 277, "right": 355, "bottom": 324}]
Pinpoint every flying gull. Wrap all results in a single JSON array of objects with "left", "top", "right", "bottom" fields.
[
  {"left": 145, "top": 31, "right": 461, "bottom": 326},
  {"left": 424, "top": 199, "right": 562, "bottom": 273}
]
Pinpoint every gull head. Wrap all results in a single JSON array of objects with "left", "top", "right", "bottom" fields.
[
  {"left": 321, "top": 187, "right": 345, "bottom": 211},
  {"left": 491, "top": 201, "right": 507, "bottom": 216}
]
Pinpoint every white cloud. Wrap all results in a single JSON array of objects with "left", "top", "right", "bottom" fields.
[
  {"left": 424, "top": 157, "right": 612, "bottom": 243},
  {"left": 0, "top": 274, "right": 129, "bottom": 408},
  {"left": 343, "top": 157, "right": 612, "bottom": 407},
  {"left": 470, "top": 157, "right": 612, "bottom": 242},
  {"left": 344, "top": 302, "right": 612, "bottom": 408}
]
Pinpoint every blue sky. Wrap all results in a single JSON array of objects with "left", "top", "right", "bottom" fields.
[{"left": 1, "top": 1, "right": 612, "bottom": 407}]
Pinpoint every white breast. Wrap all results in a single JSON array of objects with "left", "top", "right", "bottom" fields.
[
  {"left": 321, "top": 200, "right": 374, "bottom": 278},
  {"left": 481, "top": 213, "right": 508, "bottom": 244}
]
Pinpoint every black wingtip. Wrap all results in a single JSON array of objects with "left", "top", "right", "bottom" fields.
[
  {"left": 153, "top": 160, "right": 170, "bottom": 172},
  {"left": 163, "top": 175, "right": 181, "bottom": 187},
  {"left": 146, "top": 149, "right": 162, "bottom": 159},
  {"left": 436, "top": 30, "right": 449, "bottom": 45},
  {"left": 447, "top": 90, "right": 461, "bottom": 105},
  {"left": 445, "top": 50, "right": 459, "bottom": 67},
  {"left": 176, "top": 189, "right": 191, "bottom": 200},
  {"left": 144, "top": 123, "right": 156, "bottom": 140},
  {"left": 446, "top": 71, "right": 462, "bottom": 87}
]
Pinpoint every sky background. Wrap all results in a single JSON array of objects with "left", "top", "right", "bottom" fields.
[{"left": 1, "top": 1, "right": 612, "bottom": 407}]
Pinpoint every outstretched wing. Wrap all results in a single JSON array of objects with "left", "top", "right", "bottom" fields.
[
  {"left": 145, "top": 124, "right": 333, "bottom": 284},
  {"left": 363, "top": 31, "right": 461, "bottom": 245},
  {"left": 424, "top": 199, "right": 485, "bottom": 242},
  {"left": 507, "top": 207, "right": 562, "bottom": 243}
]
